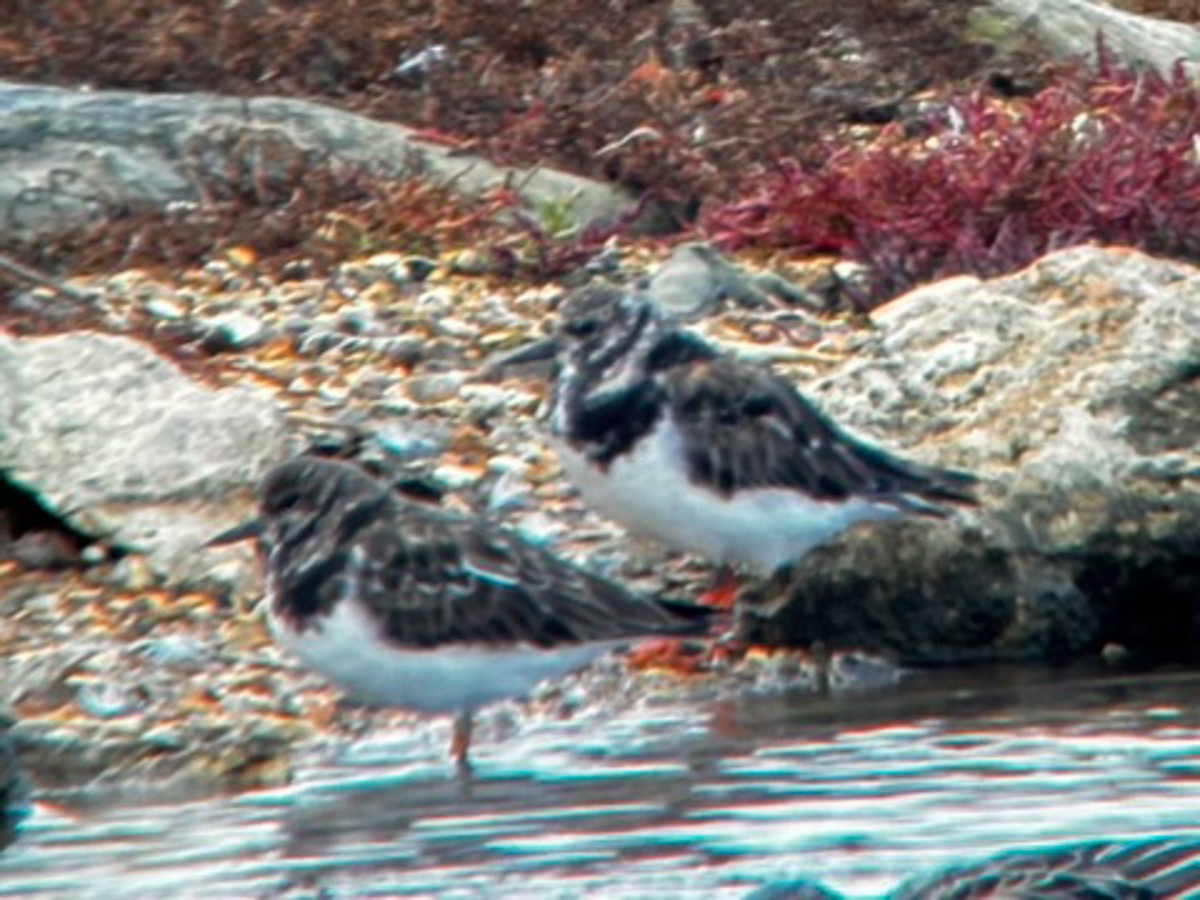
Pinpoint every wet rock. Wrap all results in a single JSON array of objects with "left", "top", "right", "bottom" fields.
[
  {"left": 0, "top": 331, "right": 287, "bottom": 587},
  {"left": 742, "top": 247, "right": 1200, "bottom": 664},
  {"left": 200, "top": 311, "right": 269, "bottom": 353}
]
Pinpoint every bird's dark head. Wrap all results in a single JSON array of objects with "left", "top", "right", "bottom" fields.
[
  {"left": 555, "top": 283, "right": 659, "bottom": 373},
  {"left": 206, "top": 458, "right": 382, "bottom": 557},
  {"left": 259, "top": 457, "right": 378, "bottom": 532}
]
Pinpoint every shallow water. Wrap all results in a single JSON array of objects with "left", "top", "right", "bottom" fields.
[{"left": 3, "top": 663, "right": 1200, "bottom": 898}]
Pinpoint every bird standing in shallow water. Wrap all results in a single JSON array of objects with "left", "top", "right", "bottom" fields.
[
  {"left": 533, "top": 284, "right": 977, "bottom": 603},
  {"left": 210, "top": 456, "right": 717, "bottom": 770}
]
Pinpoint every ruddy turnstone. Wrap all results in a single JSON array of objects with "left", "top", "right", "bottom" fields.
[
  {"left": 210, "top": 456, "right": 716, "bottom": 768},
  {"left": 747, "top": 835, "right": 1200, "bottom": 898},
  {"left": 528, "top": 284, "right": 976, "bottom": 581}
]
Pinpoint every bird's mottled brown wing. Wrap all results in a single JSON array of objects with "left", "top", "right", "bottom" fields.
[
  {"left": 662, "top": 355, "right": 976, "bottom": 511},
  {"left": 328, "top": 496, "right": 714, "bottom": 649}
]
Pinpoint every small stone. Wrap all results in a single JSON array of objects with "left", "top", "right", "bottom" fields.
[
  {"left": 514, "top": 511, "right": 565, "bottom": 547},
  {"left": 201, "top": 260, "right": 248, "bottom": 291},
  {"left": 487, "top": 468, "right": 532, "bottom": 514},
  {"left": 432, "top": 464, "right": 484, "bottom": 490},
  {"left": 370, "top": 422, "right": 448, "bottom": 461},
  {"left": 460, "top": 384, "right": 515, "bottom": 419},
  {"left": 280, "top": 259, "right": 314, "bottom": 281},
  {"left": 380, "top": 337, "right": 426, "bottom": 366},
  {"left": 110, "top": 555, "right": 157, "bottom": 592},
  {"left": 434, "top": 317, "right": 479, "bottom": 340},
  {"left": 74, "top": 681, "right": 140, "bottom": 719},
  {"left": 142, "top": 726, "right": 188, "bottom": 751},
  {"left": 298, "top": 331, "right": 346, "bottom": 358},
  {"left": 9, "top": 532, "right": 79, "bottom": 570},
  {"left": 201, "top": 311, "right": 268, "bottom": 353},
  {"left": 79, "top": 544, "right": 108, "bottom": 565},
  {"left": 405, "top": 257, "right": 438, "bottom": 282},
  {"left": 1101, "top": 642, "right": 1131, "bottom": 665},
  {"left": 136, "top": 634, "right": 212, "bottom": 666},
  {"left": 337, "top": 305, "right": 379, "bottom": 335},
  {"left": 403, "top": 372, "right": 465, "bottom": 404},
  {"left": 447, "top": 248, "right": 494, "bottom": 276},
  {"left": 146, "top": 297, "right": 188, "bottom": 320}
]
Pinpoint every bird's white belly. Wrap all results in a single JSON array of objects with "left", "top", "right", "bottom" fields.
[
  {"left": 551, "top": 419, "right": 895, "bottom": 574},
  {"left": 268, "top": 598, "right": 617, "bottom": 714}
]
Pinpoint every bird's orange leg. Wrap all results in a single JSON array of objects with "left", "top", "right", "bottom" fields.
[
  {"left": 451, "top": 712, "right": 474, "bottom": 774},
  {"left": 698, "top": 565, "right": 739, "bottom": 609}
]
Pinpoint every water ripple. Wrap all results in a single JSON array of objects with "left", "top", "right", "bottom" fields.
[{"left": 2, "top": 664, "right": 1200, "bottom": 898}]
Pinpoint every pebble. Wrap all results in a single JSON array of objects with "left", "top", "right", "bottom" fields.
[
  {"left": 403, "top": 372, "right": 465, "bottom": 404},
  {"left": 279, "top": 259, "right": 314, "bottom": 281},
  {"left": 9, "top": 532, "right": 80, "bottom": 570},
  {"left": 337, "top": 305, "right": 379, "bottom": 335},
  {"left": 297, "top": 330, "right": 345, "bottom": 358},
  {"left": 136, "top": 634, "right": 212, "bottom": 666},
  {"left": 432, "top": 464, "right": 484, "bottom": 490},
  {"left": 446, "top": 248, "right": 494, "bottom": 275},
  {"left": 202, "top": 311, "right": 269, "bottom": 353},
  {"left": 487, "top": 468, "right": 532, "bottom": 514},
  {"left": 434, "top": 317, "right": 479, "bottom": 340},
  {"left": 79, "top": 544, "right": 108, "bottom": 566},
  {"left": 74, "top": 681, "right": 141, "bottom": 719},
  {"left": 109, "top": 555, "right": 158, "bottom": 592},
  {"left": 404, "top": 257, "right": 438, "bottom": 282},
  {"left": 370, "top": 422, "right": 449, "bottom": 461},
  {"left": 459, "top": 384, "right": 512, "bottom": 419},
  {"left": 514, "top": 511, "right": 566, "bottom": 547},
  {"left": 379, "top": 336, "right": 426, "bottom": 366},
  {"left": 200, "top": 261, "right": 249, "bottom": 292},
  {"left": 361, "top": 252, "right": 412, "bottom": 284},
  {"left": 146, "top": 297, "right": 188, "bottom": 320}
]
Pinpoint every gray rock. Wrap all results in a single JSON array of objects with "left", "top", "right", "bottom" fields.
[
  {"left": 646, "top": 242, "right": 768, "bottom": 318},
  {"left": 0, "top": 80, "right": 643, "bottom": 243},
  {"left": 979, "top": 0, "right": 1200, "bottom": 78},
  {"left": 647, "top": 242, "right": 823, "bottom": 319},
  {"left": 0, "top": 332, "right": 287, "bottom": 587},
  {"left": 368, "top": 421, "right": 449, "bottom": 462},
  {"left": 200, "top": 310, "right": 269, "bottom": 353},
  {"left": 742, "top": 246, "right": 1200, "bottom": 664}
]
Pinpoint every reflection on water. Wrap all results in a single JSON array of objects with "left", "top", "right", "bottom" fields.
[{"left": 2, "top": 664, "right": 1200, "bottom": 898}]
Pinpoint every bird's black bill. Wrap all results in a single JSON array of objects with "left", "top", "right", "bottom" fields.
[
  {"left": 485, "top": 336, "right": 560, "bottom": 370},
  {"left": 205, "top": 519, "right": 263, "bottom": 547}
]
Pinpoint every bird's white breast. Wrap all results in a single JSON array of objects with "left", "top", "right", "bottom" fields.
[
  {"left": 551, "top": 417, "right": 896, "bottom": 574},
  {"left": 267, "top": 596, "right": 617, "bottom": 714}
]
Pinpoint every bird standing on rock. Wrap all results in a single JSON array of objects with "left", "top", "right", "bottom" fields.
[
  {"left": 506, "top": 284, "right": 977, "bottom": 604},
  {"left": 209, "top": 456, "right": 717, "bottom": 769}
]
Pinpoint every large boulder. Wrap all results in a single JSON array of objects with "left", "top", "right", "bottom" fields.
[
  {"left": 979, "top": 0, "right": 1200, "bottom": 79},
  {"left": 0, "top": 331, "right": 287, "bottom": 586},
  {"left": 742, "top": 246, "right": 1200, "bottom": 663},
  {"left": 0, "top": 81, "right": 642, "bottom": 244}
]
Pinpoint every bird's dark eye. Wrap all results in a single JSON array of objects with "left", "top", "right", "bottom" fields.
[{"left": 566, "top": 318, "right": 600, "bottom": 339}]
